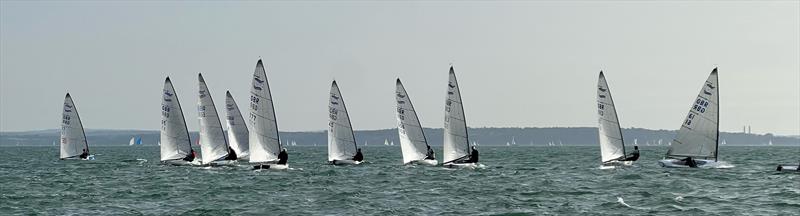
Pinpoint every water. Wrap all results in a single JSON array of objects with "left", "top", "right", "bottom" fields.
[{"left": 1, "top": 146, "right": 798, "bottom": 215}]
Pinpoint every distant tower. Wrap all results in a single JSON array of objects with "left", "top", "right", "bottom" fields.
[
  {"left": 743, "top": 126, "right": 747, "bottom": 134},
  {"left": 748, "top": 126, "right": 751, "bottom": 134}
]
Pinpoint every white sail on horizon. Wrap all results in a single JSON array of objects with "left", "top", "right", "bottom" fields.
[
  {"left": 225, "top": 91, "right": 250, "bottom": 160},
  {"left": 667, "top": 68, "right": 720, "bottom": 160},
  {"left": 160, "top": 77, "right": 193, "bottom": 161},
  {"left": 248, "top": 60, "right": 282, "bottom": 164},
  {"left": 197, "top": 73, "right": 230, "bottom": 164},
  {"left": 60, "top": 93, "right": 89, "bottom": 159},
  {"left": 328, "top": 80, "right": 358, "bottom": 161},
  {"left": 443, "top": 66, "right": 471, "bottom": 163},
  {"left": 597, "top": 71, "right": 627, "bottom": 163},
  {"left": 396, "top": 79, "right": 430, "bottom": 164}
]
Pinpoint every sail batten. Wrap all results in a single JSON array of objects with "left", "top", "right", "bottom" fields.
[
  {"left": 328, "top": 81, "right": 359, "bottom": 161},
  {"left": 443, "top": 67, "right": 471, "bottom": 164},
  {"left": 160, "top": 77, "right": 193, "bottom": 161},
  {"left": 197, "top": 73, "right": 230, "bottom": 164},
  {"left": 396, "top": 79, "right": 430, "bottom": 164},
  {"left": 666, "top": 68, "right": 720, "bottom": 161},
  {"left": 60, "top": 93, "right": 89, "bottom": 159},
  {"left": 248, "top": 60, "right": 282, "bottom": 164}
]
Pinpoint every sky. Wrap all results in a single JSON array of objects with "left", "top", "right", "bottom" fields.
[{"left": 1, "top": 1, "right": 798, "bottom": 135}]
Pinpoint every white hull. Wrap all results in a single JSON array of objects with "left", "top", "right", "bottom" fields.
[
  {"left": 602, "top": 160, "right": 633, "bottom": 167},
  {"left": 330, "top": 159, "right": 362, "bottom": 165},
  {"left": 407, "top": 159, "right": 438, "bottom": 166},
  {"left": 205, "top": 160, "right": 238, "bottom": 167},
  {"left": 443, "top": 162, "right": 478, "bottom": 169},
  {"left": 658, "top": 159, "right": 727, "bottom": 168},
  {"left": 162, "top": 159, "right": 201, "bottom": 166},
  {"left": 252, "top": 163, "right": 288, "bottom": 170},
  {"left": 776, "top": 165, "right": 799, "bottom": 172},
  {"left": 63, "top": 155, "right": 95, "bottom": 161}
]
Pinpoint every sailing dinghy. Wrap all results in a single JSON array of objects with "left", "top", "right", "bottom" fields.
[
  {"left": 60, "top": 93, "right": 94, "bottom": 160},
  {"left": 248, "top": 60, "right": 288, "bottom": 170},
  {"left": 442, "top": 66, "right": 478, "bottom": 168},
  {"left": 160, "top": 77, "right": 199, "bottom": 166},
  {"left": 129, "top": 136, "right": 143, "bottom": 146},
  {"left": 659, "top": 68, "right": 728, "bottom": 168},
  {"left": 597, "top": 71, "right": 636, "bottom": 167},
  {"left": 328, "top": 80, "right": 363, "bottom": 165},
  {"left": 197, "top": 73, "right": 237, "bottom": 166},
  {"left": 225, "top": 91, "right": 250, "bottom": 161},
  {"left": 396, "top": 79, "right": 437, "bottom": 166}
]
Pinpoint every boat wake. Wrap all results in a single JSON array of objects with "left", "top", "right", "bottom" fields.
[{"left": 616, "top": 197, "right": 632, "bottom": 208}]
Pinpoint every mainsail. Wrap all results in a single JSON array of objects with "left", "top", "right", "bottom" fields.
[
  {"left": 667, "top": 68, "right": 720, "bottom": 160},
  {"left": 225, "top": 91, "right": 250, "bottom": 160},
  {"left": 60, "top": 93, "right": 89, "bottom": 159},
  {"left": 160, "top": 77, "right": 193, "bottom": 161},
  {"left": 597, "top": 71, "right": 627, "bottom": 163},
  {"left": 197, "top": 73, "right": 230, "bottom": 163},
  {"left": 396, "top": 79, "right": 430, "bottom": 164},
  {"left": 443, "top": 66, "right": 470, "bottom": 163},
  {"left": 129, "top": 137, "right": 142, "bottom": 146},
  {"left": 248, "top": 60, "right": 282, "bottom": 164},
  {"left": 328, "top": 80, "right": 358, "bottom": 161}
]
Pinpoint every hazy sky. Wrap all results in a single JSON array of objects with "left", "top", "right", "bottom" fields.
[{"left": 1, "top": 1, "right": 798, "bottom": 135}]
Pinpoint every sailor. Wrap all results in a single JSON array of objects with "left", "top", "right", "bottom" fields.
[
  {"left": 277, "top": 148, "right": 288, "bottom": 165},
  {"left": 466, "top": 146, "right": 479, "bottom": 163},
  {"left": 224, "top": 147, "right": 237, "bottom": 160},
  {"left": 352, "top": 148, "right": 364, "bottom": 162},
  {"left": 424, "top": 145, "right": 435, "bottom": 160},
  {"left": 79, "top": 149, "right": 88, "bottom": 159},
  {"left": 682, "top": 156, "right": 698, "bottom": 168},
  {"left": 183, "top": 149, "right": 196, "bottom": 162},
  {"left": 620, "top": 146, "right": 640, "bottom": 161}
]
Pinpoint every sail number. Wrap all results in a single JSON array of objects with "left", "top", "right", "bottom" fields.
[
  {"left": 597, "top": 103, "right": 605, "bottom": 116},
  {"left": 692, "top": 98, "right": 709, "bottom": 114}
]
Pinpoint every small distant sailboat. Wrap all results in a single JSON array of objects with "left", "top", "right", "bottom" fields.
[
  {"left": 328, "top": 80, "right": 362, "bottom": 165},
  {"left": 249, "top": 60, "right": 288, "bottom": 170},
  {"left": 225, "top": 91, "right": 250, "bottom": 160},
  {"left": 659, "top": 68, "right": 725, "bottom": 168},
  {"left": 384, "top": 139, "right": 390, "bottom": 146},
  {"left": 197, "top": 73, "right": 237, "bottom": 165},
  {"left": 597, "top": 71, "right": 636, "bottom": 166},
  {"left": 129, "top": 136, "right": 143, "bottom": 146},
  {"left": 442, "top": 66, "right": 478, "bottom": 168},
  {"left": 160, "top": 77, "right": 197, "bottom": 165},
  {"left": 396, "top": 78, "right": 437, "bottom": 166},
  {"left": 60, "top": 93, "right": 93, "bottom": 160}
]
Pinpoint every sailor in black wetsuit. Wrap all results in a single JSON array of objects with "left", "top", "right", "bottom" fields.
[
  {"left": 682, "top": 157, "right": 698, "bottom": 168},
  {"left": 183, "top": 149, "right": 196, "bottom": 162},
  {"left": 79, "top": 149, "right": 88, "bottom": 159},
  {"left": 277, "top": 148, "right": 288, "bottom": 165},
  {"left": 620, "top": 146, "right": 640, "bottom": 161},
  {"left": 424, "top": 145, "right": 435, "bottom": 160},
  {"left": 466, "top": 146, "right": 479, "bottom": 163},
  {"left": 352, "top": 148, "right": 364, "bottom": 162},
  {"left": 223, "top": 147, "right": 237, "bottom": 160}
]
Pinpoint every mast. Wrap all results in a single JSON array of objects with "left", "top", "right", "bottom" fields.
[{"left": 713, "top": 68, "right": 719, "bottom": 161}]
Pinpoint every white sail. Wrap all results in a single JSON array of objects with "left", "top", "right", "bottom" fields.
[
  {"left": 396, "top": 79, "right": 430, "bottom": 164},
  {"left": 597, "top": 71, "right": 627, "bottom": 163},
  {"left": 225, "top": 91, "right": 250, "bottom": 160},
  {"left": 60, "top": 93, "right": 89, "bottom": 159},
  {"left": 248, "top": 60, "right": 282, "bottom": 164},
  {"left": 443, "top": 66, "right": 471, "bottom": 163},
  {"left": 197, "top": 73, "right": 230, "bottom": 164},
  {"left": 667, "top": 68, "right": 720, "bottom": 160},
  {"left": 129, "top": 137, "right": 136, "bottom": 146},
  {"left": 328, "top": 80, "right": 358, "bottom": 161},
  {"left": 160, "top": 77, "right": 193, "bottom": 161}
]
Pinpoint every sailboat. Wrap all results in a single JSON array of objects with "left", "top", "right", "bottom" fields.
[
  {"left": 160, "top": 77, "right": 197, "bottom": 165},
  {"left": 328, "top": 80, "right": 362, "bottom": 165},
  {"left": 129, "top": 136, "right": 143, "bottom": 146},
  {"left": 659, "top": 68, "right": 725, "bottom": 168},
  {"left": 225, "top": 91, "right": 250, "bottom": 160},
  {"left": 396, "top": 78, "right": 437, "bottom": 165},
  {"left": 597, "top": 71, "right": 635, "bottom": 166},
  {"left": 248, "top": 60, "right": 287, "bottom": 170},
  {"left": 197, "top": 73, "right": 236, "bottom": 165},
  {"left": 442, "top": 66, "right": 478, "bottom": 168},
  {"left": 60, "top": 93, "right": 93, "bottom": 160}
]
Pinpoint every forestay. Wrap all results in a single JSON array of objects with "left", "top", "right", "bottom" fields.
[
  {"left": 225, "top": 91, "right": 250, "bottom": 160},
  {"left": 197, "top": 73, "right": 230, "bottom": 163},
  {"left": 597, "top": 71, "right": 626, "bottom": 163},
  {"left": 160, "top": 77, "right": 193, "bottom": 161},
  {"left": 60, "top": 93, "right": 89, "bottom": 159},
  {"left": 396, "top": 79, "right": 429, "bottom": 164},
  {"left": 248, "top": 60, "right": 282, "bottom": 164},
  {"left": 443, "top": 67, "right": 470, "bottom": 163},
  {"left": 328, "top": 81, "right": 358, "bottom": 162},
  {"left": 667, "top": 68, "right": 720, "bottom": 160}
]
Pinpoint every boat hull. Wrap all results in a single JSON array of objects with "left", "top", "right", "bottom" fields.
[
  {"left": 162, "top": 159, "right": 200, "bottom": 166},
  {"left": 407, "top": 159, "right": 438, "bottom": 166},
  {"left": 658, "top": 159, "right": 715, "bottom": 168},
  {"left": 252, "top": 163, "right": 288, "bottom": 170},
  {"left": 205, "top": 160, "right": 238, "bottom": 167},
  {"left": 330, "top": 159, "right": 362, "bottom": 165},
  {"left": 776, "top": 165, "right": 799, "bottom": 172},
  {"left": 443, "top": 162, "right": 478, "bottom": 169}
]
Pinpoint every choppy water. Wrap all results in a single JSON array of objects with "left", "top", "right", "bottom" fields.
[{"left": 1, "top": 146, "right": 798, "bottom": 215}]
